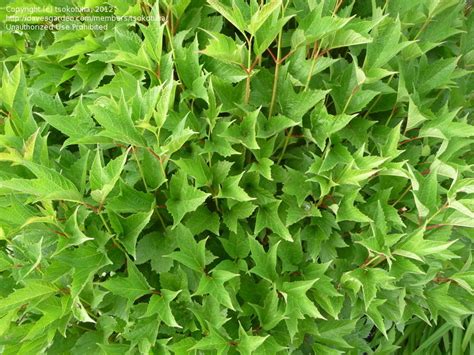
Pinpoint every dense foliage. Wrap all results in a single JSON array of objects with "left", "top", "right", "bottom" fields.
[{"left": 1, "top": 0, "right": 474, "bottom": 353}]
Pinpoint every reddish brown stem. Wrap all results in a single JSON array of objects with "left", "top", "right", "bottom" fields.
[
  {"left": 399, "top": 136, "right": 423, "bottom": 146},
  {"left": 425, "top": 224, "right": 449, "bottom": 231}
]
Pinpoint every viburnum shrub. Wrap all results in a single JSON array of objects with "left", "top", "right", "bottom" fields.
[{"left": 1, "top": 0, "right": 474, "bottom": 353}]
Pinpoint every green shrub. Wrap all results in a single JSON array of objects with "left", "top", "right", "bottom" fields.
[{"left": 0, "top": 0, "right": 473, "bottom": 353}]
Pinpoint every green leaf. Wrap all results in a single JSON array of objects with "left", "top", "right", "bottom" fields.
[
  {"left": 219, "top": 225, "right": 251, "bottom": 259},
  {"left": 218, "top": 173, "right": 254, "bottom": 202},
  {"left": 101, "top": 259, "right": 152, "bottom": 303},
  {"left": 55, "top": 206, "right": 93, "bottom": 254},
  {"left": 161, "top": 116, "right": 197, "bottom": 156},
  {"left": 394, "top": 229, "right": 456, "bottom": 261},
  {"left": 174, "top": 33, "right": 201, "bottom": 89},
  {"left": 166, "top": 171, "right": 211, "bottom": 227},
  {"left": 90, "top": 148, "right": 130, "bottom": 204},
  {"left": 426, "top": 284, "right": 471, "bottom": 327},
  {"left": 174, "top": 155, "right": 212, "bottom": 187},
  {"left": 249, "top": 238, "right": 280, "bottom": 283},
  {"left": 108, "top": 209, "right": 154, "bottom": 258},
  {"left": 341, "top": 268, "right": 394, "bottom": 310},
  {"left": 418, "top": 57, "right": 459, "bottom": 94},
  {"left": 106, "top": 181, "right": 155, "bottom": 213},
  {"left": 207, "top": 0, "right": 247, "bottom": 36},
  {"left": 194, "top": 269, "right": 239, "bottom": 310},
  {"left": 406, "top": 96, "right": 428, "bottom": 131},
  {"left": 220, "top": 109, "right": 260, "bottom": 150},
  {"left": 165, "top": 225, "right": 216, "bottom": 273},
  {"left": 236, "top": 323, "right": 269, "bottom": 354},
  {"left": 0, "top": 280, "right": 57, "bottom": 314},
  {"left": 255, "top": 201, "right": 293, "bottom": 241},
  {"left": 364, "top": 17, "right": 411, "bottom": 70},
  {"left": 185, "top": 205, "right": 220, "bottom": 235},
  {"left": 90, "top": 94, "right": 146, "bottom": 146},
  {"left": 280, "top": 279, "right": 324, "bottom": 340},
  {"left": 0, "top": 162, "right": 83, "bottom": 202},
  {"left": 57, "top": 244, "right": 112, "bottom": 299},
  {"left": 1, "top": 62, "right": 37, "bottom": 138},
  {"left": 248, "top": 0, "right": 282, "bottom": 35},
  {"left": 202, "top": 31, "right": 245, "bottom": 65},
  {"left": 254, "top": 14, "right": 292, "bottom": 56},
  {"left": 336, "top": 189, "right": 373, "bottom": 223},
  {"left": 250, "top": 289, "right": 286, "bottom": 331},
  {"left": 222, "top": 201, "right": 257, "bottom": 233},
  {"left": 144, "top": 289, "right": 182, "bottom": 328},
  {"left": 282, "top": 167, "right": 312, "bottom": 206},
  {"left": 136, "top": 232, "right": 176, "bottom": 273},
  {"left": 190, "top": 325, "right": 229, "bottom": 353},
  {"left": 138, "top": 5, "right": 164, "bottom": 63},
  {"left": 40, "top": 97, "right": 96, "bottom": 141}
]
